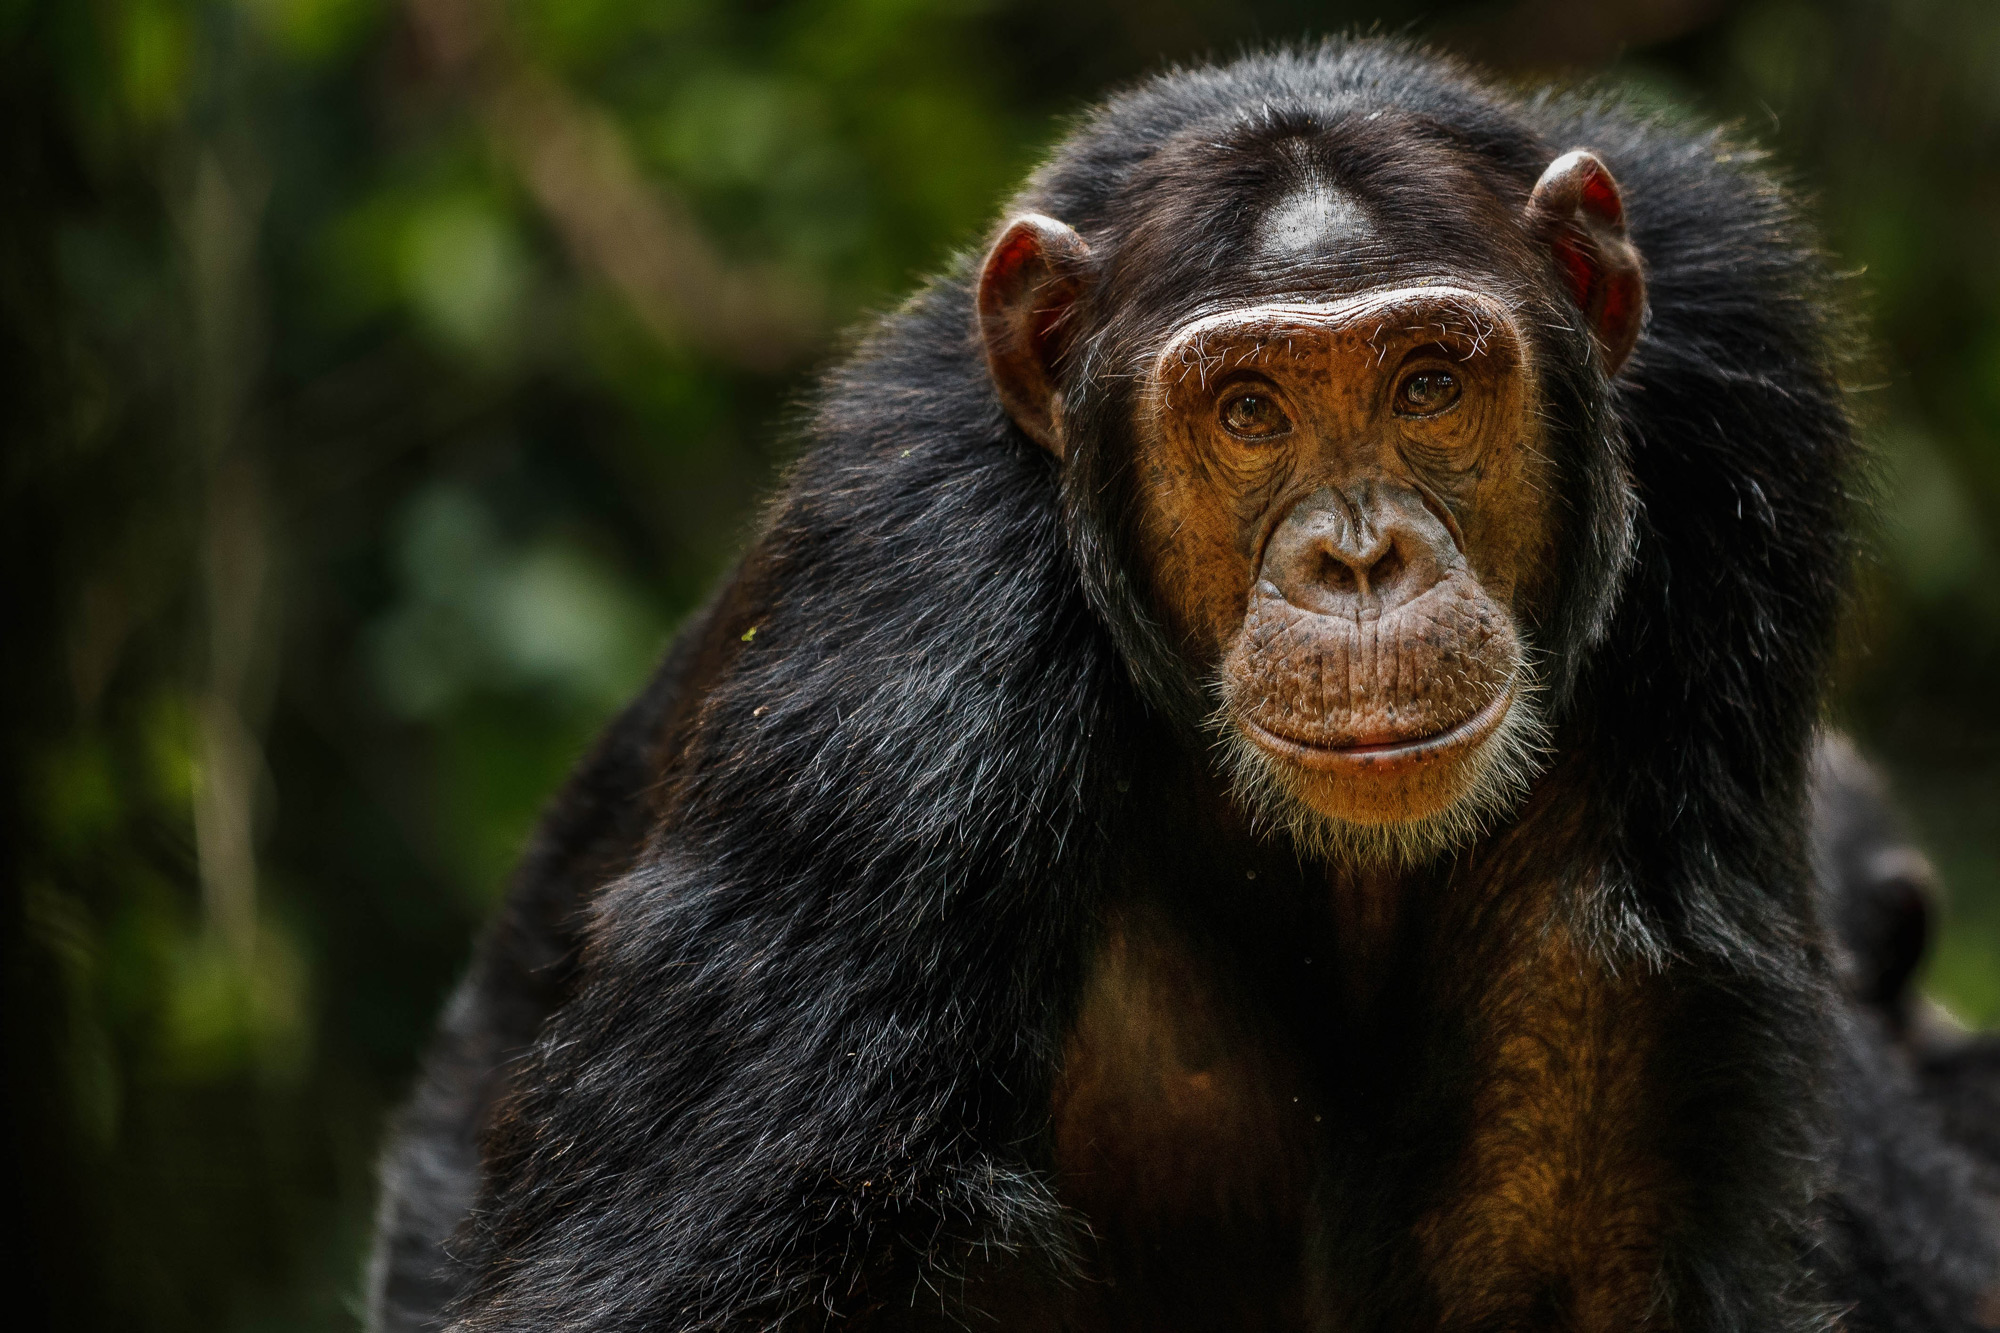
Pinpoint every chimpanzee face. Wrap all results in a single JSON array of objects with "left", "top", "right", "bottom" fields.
[
  {"left": 977, "top": 143, "right": 1643, "bottom": 862},
  {"left": 1134, "top": 285, "right": 1553, "bottom": 854}
]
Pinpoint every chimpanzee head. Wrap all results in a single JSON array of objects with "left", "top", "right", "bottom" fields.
[{"left": 975, "top": 52, "right": 1645, "bottom": 862}]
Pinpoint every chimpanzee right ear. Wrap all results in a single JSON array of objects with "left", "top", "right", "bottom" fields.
[
  {"left": 977, "top": 214, "right": 1091, "bottom": 459},
  {"left": 1525, "top": 150, "right": 1647, "bottom": 377}
]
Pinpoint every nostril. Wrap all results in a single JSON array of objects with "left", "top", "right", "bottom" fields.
[
  {"left": 1367, "top": 546, "right": 1403, "bottom": 596},
  {"left": 1320, "top": 555, "right": 1358, "bottom": 594},
  {"left": 1265, "top": 490, "right": 1453, "bottom": 614}
]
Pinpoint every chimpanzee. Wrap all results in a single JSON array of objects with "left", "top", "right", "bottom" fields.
[
  {"left": 366, "top": 39, "right": 2000, "bottom": 1333},
  {"left": 1807, "top": 738, "right": 2000, "bottom": 1330},
  {"left": 1811, "top": 735, "right": 1939, "bottom": 1036}
]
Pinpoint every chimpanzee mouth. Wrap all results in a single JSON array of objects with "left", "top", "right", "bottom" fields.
[
  {"left": 1237, "top": 681, "right": 1518, "bottom": 774},
  {"left": 1211, "top": 663, "right": 1549, "bottom": 862}
]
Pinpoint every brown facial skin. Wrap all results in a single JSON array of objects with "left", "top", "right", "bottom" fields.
[
  {"left": 978, "top": 151, "right": 1645, "bottom": 845},
  {"left": 1140, "top": 287, "right": 1550, "bottom": 826}
]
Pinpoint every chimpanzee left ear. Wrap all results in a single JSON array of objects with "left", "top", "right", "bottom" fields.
[
  {"left": 1526, "top": 150, "right": 1647, "bottom": 376},
  {"left": 977, "top": 214, "right": 1091, "bottom": 459}
]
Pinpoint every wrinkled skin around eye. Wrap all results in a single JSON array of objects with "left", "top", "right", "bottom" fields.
[{"left": 1221, "top": 391, "right": 1291, "bottom": 439}]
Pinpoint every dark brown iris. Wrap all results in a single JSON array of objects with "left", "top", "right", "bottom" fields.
[
  {"left": 1395, "top": 369, "right": 1460, "bottom": 416},
  {"left": 1220, "top": 391, "right": 1292, "bottom": 439}
]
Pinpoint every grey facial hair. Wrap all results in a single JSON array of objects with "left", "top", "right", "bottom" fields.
[{"left": 1205, "top": 644, "right": 1554, "bottom": 866}]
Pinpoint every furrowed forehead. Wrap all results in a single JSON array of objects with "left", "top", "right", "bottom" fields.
[{"left": 1151, "top": 287, "right": 1524, "bottom": 392}]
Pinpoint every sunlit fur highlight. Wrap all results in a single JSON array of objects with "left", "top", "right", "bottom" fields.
[{"left": 1209, "top": 655, "right": 1552, "bottom": 866}]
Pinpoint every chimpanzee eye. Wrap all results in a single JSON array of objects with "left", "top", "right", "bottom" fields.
[
  {"left": 1394, "top": 369, "right": 1461, "bottom": 416},
  {"left": 1219, "top": 391, "right": 1292, "bottom": 440}
]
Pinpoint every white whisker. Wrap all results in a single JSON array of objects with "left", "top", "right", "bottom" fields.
[{"left": 1204, "top": 651, "right": 1552, "bottom": 867}]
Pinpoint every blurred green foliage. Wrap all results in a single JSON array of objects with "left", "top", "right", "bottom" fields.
[{"left": 2, "top": 1, "right": 1996, "bottom": 1328}]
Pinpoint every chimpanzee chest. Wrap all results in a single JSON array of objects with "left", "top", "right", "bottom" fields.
[
  {"left": 1049, "top": 907, "right": 1324, "bottom": 1329},
  {"left": 1045, "top": 900, "right": 1671, "bottom": 1333}
]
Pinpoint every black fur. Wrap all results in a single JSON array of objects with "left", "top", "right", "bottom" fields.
[
  {"left": 1811, "top": 735, "right": 1936, "bottom": 1030},
  {"left": 365, "top": 584, "right": 741, "bottom": 1328},
  {"left": 365, "top": 40, "right": 2000, "bottom": 1333},
  {"left": 1809, "top": 738, "right": 2000, "bottom": 1331}
]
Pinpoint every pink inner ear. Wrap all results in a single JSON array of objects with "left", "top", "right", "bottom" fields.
[
  {"left": 1600, "top": 271, "right": 1638, "bottom": 343},
  {"left": 1580, "top": 167, "right": 1624, "bottom": 227},
  {"left": 1552, "top": 233, "right": 1597, "bottom": 312},
  {"left": 985, "top": 227, "right": 1073, "bottom": 352},
  {"left": 986, "top": 229, "right": 1042, "bottom": 295},
  {"left": 1032, "top": 300, "right": 1069, "bottom": 348}
]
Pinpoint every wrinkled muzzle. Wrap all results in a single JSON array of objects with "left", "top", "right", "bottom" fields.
[{"left": 1222, "top": 572, "right": 1521, "bottom": 752}]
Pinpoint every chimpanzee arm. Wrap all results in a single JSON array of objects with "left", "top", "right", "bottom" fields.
[
  {"left": 365, "top": 580, "right": 737, "bottom": 1333},
  {"left": 437, "top": 283, "right": 1123, "bottom": 1331}
]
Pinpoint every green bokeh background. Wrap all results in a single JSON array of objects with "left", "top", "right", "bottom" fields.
[{"left": 3, "top": 1, "right": 1996, "bottom": 1328}]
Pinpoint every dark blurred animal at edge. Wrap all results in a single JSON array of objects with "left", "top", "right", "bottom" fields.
[{"left": 366, "top": 39, "right": 2000, "bottom": 1333}]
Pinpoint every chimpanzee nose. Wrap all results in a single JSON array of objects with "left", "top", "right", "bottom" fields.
[{"left": 1261, "top": 484, "right": 1457, "bottom": 616}]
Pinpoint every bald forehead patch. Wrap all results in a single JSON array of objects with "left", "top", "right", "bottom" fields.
[{"left": 1259, "top": 181, "right": 1375, "bottom": 260}]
